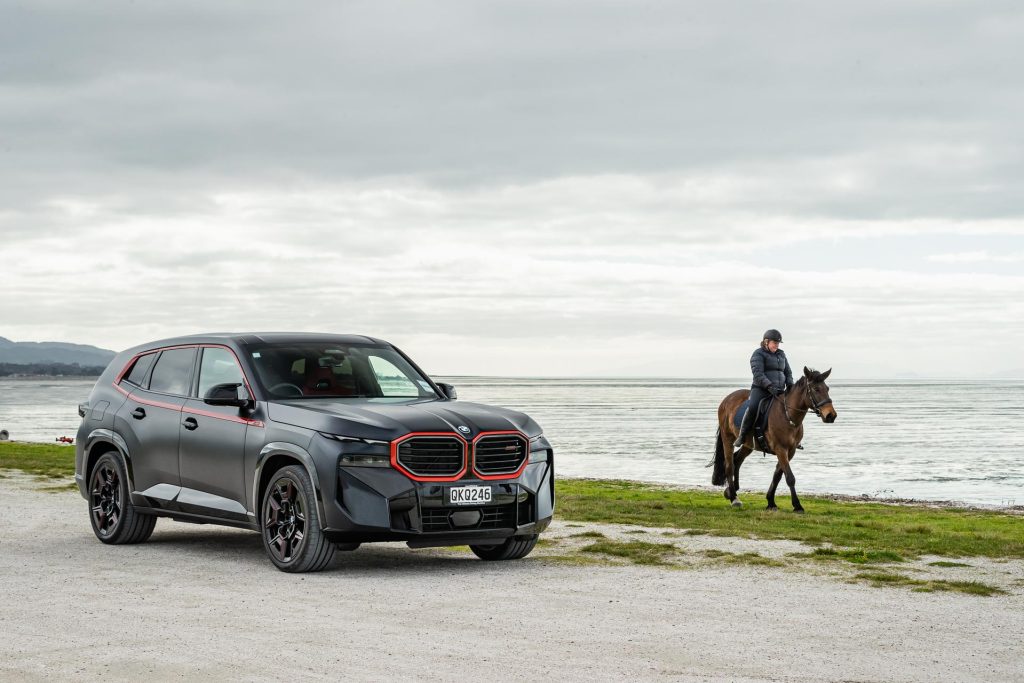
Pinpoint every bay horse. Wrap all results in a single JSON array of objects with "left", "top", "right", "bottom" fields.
[{"left": 711, "top": 367, "right": 837, "bottom": 512}]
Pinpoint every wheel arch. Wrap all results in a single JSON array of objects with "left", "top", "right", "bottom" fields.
[
  {"left": 82, "top": 429, "right": 134, "bottom": 499},
  {"left": 253, "top": 442, "right": 327, "bottom": 526}
]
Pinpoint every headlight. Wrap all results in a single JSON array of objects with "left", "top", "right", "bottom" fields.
[
  {"left": 320, "top": 433, "right": 392, "bottom": 468},
  {"left": 528, "top": 434, "right": 550, "bottom": 463},
  {"left": 339, "top": 453, "right": 391, "bottom": 468}
]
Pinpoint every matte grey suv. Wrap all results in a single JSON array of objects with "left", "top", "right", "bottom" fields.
[{"left": 75, "top": 333, "right": 554, "bottom": 572}]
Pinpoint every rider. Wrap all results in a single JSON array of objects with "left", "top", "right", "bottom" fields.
[{"left": 734, "top": 329, "right": 795, "bottom": 448}]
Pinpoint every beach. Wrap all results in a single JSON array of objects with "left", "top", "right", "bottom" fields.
[{"left": 1, "top": 473, "right": 1021, "bottom": 682}]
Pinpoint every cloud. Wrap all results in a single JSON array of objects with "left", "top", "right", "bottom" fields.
[
  {"left": 928, "top": 250, "right": 1024, "bottom": 263},
  {"left": 1, "top": 1, "right": 1023, "bottom": 376}
]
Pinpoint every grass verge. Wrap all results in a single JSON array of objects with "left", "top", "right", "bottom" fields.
[
  {"left": 556, "top": 479, "right": 1024, "bottom": 560},
  {"left": 853, "top": 571, "right": 1006, "bottom": 597},
  {"left": 3, "top": 444, "right": 1022, "bottom": 568},
  {"left": 581, "top": 540, "right": 682, "bottom": 566},
  {"left": 0, "top": 441, "right": 75, "bottom": 478}
]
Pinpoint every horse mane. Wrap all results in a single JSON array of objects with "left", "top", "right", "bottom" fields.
[{"left": 791, "top": 369, "right": 824, "bottom": 392}]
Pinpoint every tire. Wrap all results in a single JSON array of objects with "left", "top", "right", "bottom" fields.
[
  {"left": 88, "top": 452, "right": 156, "bottom": 544},
  {"left": 470, "top": 534, "right": 538, "bottom": 561},
  {"left": 260, "top": 465, "right": 335, "bottom": 573}
]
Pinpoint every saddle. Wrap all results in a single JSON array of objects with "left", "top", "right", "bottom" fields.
[{"left": 733, "top": 396, "right": 775, "bottom": 453}]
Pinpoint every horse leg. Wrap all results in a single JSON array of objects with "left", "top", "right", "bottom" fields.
[
  {"left": 766, "top": 466, "right": 783, "bottom": 511},
  {"left": 721, "top": 434, "right": 737, "bottom": 503},
  {"left": 731, "top": 448, "right": 751, "bottom": 507},
  {"left": 779, "top": 452, "right": 804, "bottom": 513}
]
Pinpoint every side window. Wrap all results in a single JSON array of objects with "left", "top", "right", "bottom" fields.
[
  {"left": 368, "top": 356, "right": 419, "bottom": 397},
  {"left": 197, "top": 348, "right": 245, "bottom": 398},
  {"left": 148, "top": 348, "right": 196, "bottom": 396},
  {"left": 123, "top": 353, "right": 156, "bottom": 387}
]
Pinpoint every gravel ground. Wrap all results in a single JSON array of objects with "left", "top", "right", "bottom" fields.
[{"left": 1, "top": 475, "right": 1022, "bottom": 682}]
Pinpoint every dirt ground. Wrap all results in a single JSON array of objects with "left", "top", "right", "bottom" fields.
[{"left": 1, "top": 475, "right": 1022, "bottom": 682}]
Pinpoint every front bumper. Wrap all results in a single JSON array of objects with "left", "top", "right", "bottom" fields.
[{"left": 319, "top": 460, "right": 554, "bottom": 547}]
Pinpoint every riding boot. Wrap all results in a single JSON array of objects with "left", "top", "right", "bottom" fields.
[{"left": 733, "top": 408, "right": 755, "bottom": 449}]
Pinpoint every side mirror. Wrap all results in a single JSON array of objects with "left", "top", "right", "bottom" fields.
[
  {"left": 436, "top": 382, "right": 458, "bottom": 400},
  {"left": 204, "top": 383, "right": 252, "bottom": 408}
]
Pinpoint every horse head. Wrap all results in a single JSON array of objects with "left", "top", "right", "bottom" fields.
[{"left": 802, "top": 366, "right": 837, "bottom": 423}]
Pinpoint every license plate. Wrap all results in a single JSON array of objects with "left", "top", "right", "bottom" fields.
[{"left": 447, "top": 485, "right": 492, "bottom": 505}]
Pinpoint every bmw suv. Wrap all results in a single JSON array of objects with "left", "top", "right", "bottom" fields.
[{"left": 75, "top": 333, "right": 554, "bottom": 572}]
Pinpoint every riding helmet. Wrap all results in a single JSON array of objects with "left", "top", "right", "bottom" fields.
[{"left": 763, "top": 329, "right": 783, "bottom": 343}]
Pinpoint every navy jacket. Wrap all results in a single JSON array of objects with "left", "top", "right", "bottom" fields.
[{"left": 750, "top": 347, "right": 794, "bottom": 392}]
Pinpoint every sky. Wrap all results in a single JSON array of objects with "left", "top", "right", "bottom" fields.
[{"left": 1, "top": 1, "right": 1022, "bottom": 378}]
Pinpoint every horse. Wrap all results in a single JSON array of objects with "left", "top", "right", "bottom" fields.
[{"left": 711, "top": 367, "right": 837, "bottom": 512}]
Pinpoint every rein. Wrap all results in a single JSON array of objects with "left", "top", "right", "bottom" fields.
[{"left": 781, "top": 380, "right": 833, "bottom": 427}]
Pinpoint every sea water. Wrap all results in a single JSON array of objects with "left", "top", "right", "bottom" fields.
[{"left": 2, "top": 377, "right": 1021, "bottom": 506}]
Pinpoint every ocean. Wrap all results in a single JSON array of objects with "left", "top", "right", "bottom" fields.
[{"left": 2, "top": 376, "right": 1022, "bottom": 507}]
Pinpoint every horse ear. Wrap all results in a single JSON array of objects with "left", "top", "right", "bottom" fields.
[
  {"left": 820, "top": 368, "right": 832, "bottom": 381},
  {"left": 803, "top": 366, "right": 811, "bottom": 377}
]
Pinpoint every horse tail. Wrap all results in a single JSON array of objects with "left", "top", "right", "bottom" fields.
[{"left": 711, "top": 427, "right": 726, "bottom": 486}]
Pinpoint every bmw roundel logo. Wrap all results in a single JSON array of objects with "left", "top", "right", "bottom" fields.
[{"left": 457, "top": 425, "right": 471, "bottom": 434}]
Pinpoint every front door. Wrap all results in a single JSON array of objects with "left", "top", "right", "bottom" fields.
[{"left": 177, "top": 346, "right": 251, "bottom": 521}]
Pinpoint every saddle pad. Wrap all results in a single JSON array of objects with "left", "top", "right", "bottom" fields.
[{"left": 733, "top": 397, "right": 773, "bottom": 431}]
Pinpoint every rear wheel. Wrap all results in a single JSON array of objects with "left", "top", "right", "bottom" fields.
[
  {"left": 88, "top": 452, "right": 156, "bottom": 544},
  {"left": 470, "top": 534, "right": 538, "bottom": 561},
  {"left": 261, "top": 465, "right": 335, "bottom": 572}
]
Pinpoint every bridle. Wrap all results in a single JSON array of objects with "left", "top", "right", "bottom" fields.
[{"left": 782, "top": 379, "right": 833, "bottom": 427}]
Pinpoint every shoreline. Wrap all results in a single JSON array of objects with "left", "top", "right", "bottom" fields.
[{"left": 1, "top": 438, "right": 1022, "bottom": 513}]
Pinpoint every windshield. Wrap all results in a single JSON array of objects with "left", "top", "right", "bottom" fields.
[{"left": 247, "top": 343, "right": 438, "bottom": 400}]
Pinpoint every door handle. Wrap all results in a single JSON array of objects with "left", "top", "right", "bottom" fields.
[
  {"left": 131, "top": 407, "right": 146, "bottom": 420},
  {"left": 182, "top": 417, "right": 198, "bottom": 431}
]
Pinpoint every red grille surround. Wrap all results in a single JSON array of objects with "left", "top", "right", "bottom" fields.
[
  {"left": 390, "top": 433, "right": 468, "bottom": 481},
  {"left": 472, "top": 431, "right": 530, "bottom": 480}
]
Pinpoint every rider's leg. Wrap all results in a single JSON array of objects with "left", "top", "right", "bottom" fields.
[{"left": 734, "top": 387, "right": 769, "bottom": 448}]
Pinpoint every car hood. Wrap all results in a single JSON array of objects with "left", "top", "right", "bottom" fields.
[{"left": 266, "top": 398, "right": 541, "bottom": 441}]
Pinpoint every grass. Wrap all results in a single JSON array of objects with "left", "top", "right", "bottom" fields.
[
  {"left": 581, "top": 540, "right": 682, "bottom": 566},
  {"left": 702, "top": 549, "right": 785, "bottom": 567},
  {"left": 569, "top": 531, "right": 608, "bottom": 539},
  {"left": 0, "top": 441, "right": 76, "bottom": 478},
  {"left": 556, "top": 479, "right": 1024, "bottom": 561},
  {"left": 36, "top": 482, "right": 80, "bottom": 493},
  {"left": 788, "top": 547, "right": 906, "bottom": 565},
  {"left": 853, "top": 571, "right": 1006, "bottom": 597},
  {"left": 928, "top": 561, "right": 972, "bottom": 568}
]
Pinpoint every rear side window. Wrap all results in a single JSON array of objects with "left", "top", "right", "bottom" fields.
[
  {"left": 148, "top": 348, "right": 196, "bottom": 396},
  {"left": 123, "top": 353, "right": 156, "bottom": 387},
  {"left": 197, "top": 347, "right": 246, "bottom": 398}
]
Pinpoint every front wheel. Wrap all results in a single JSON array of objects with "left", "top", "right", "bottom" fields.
[
  {"left": 470, "top": 535, "right": 538, "bottom": 561},
  {"left": 88, "top": 452, "right": 156, "bottom": 544},
  {"left": 261, "top": 465, "right": 335, "bottom": 572}
]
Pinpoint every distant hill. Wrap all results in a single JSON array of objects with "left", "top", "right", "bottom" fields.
[{"left": 0, "top": 337, "right": 117, "bottom": 368}]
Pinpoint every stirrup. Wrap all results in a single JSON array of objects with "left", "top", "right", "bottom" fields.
[{"left": 795, "top": 443, "right": 804, "bottom": 450}]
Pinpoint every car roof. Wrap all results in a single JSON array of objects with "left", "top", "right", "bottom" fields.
[{"left": 125, "top": 332, "right": 386, "bottom": 354}]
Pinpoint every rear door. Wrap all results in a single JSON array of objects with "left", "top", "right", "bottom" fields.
[
  {"left": 113, "top": 347, "right": 196, "bottom": 497},
  {"left": 177, "top": 346, "right": 252, "bottom": 520}
]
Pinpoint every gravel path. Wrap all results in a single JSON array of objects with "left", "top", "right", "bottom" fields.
[{"left": 1, "top": 475, "right": 1022, "bottom": 682}]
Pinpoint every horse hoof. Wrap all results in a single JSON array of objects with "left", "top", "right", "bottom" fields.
[
  {"left": 793, "top": 508, "right": 805, "bottom": 515},
  {"left": 731, "top": 499, "right": 743, "bottom": 508},
  {"left": 765, "top": 505, "right": 778, "bottom": 512}
]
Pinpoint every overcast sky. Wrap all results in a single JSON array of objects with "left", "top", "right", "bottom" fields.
[{"left": 1, "top": 1, "right": 1022, "bottom": 378}]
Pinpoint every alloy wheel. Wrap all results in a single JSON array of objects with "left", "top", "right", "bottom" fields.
[
  {"left": 90, "top": 462, "right": 121, "bottom": 537},
  {"left": 264, "top": 478, "right": 307, "bottom": 563}
]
